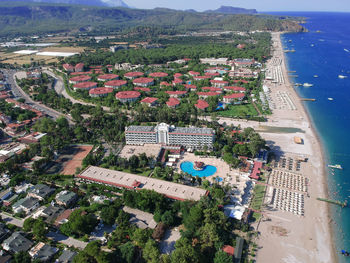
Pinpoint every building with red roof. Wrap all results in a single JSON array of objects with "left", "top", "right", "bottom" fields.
[
  {"left": 115, "top": 91, "right": 141, "bottom": 103},
  {"left": 174, "top": 73, "right": 183, "bottom": 78},
  {"left": 132, "top": 77, "right": 154, "bottom": 87},
  {"left": 70, "top": 71, "right": 93, "bottom": 76},
  {"left": 124, "top": 72, "right": 144, "bottom": 79},
  {"left": 188, "top": 71, "right": 200, "bottom": 77},
  {"left": 193, "top": 76, "right": 211, "bottom": 81},
  {"left": 141, "top": 97, "right": 158, "bottom": 107},
  {"left": 249, "top": 161, "right": 262, "bottom": 180},
  {"left": 69, "top": 75, "right": 92, "bottom": 84},
  {"left": 194, "top": 100, "right": 209, "bottom": 110},
  {"left": 166, "top": 98, "right": 180, "bottom": 108},
  {"left": 197, "top": 92, "right": 220, "bottom": 98},
  {"left": 160, "top": 82, "right": 171, "bottom": 88},
  {"left": 90, "top": 65, "right": 103, "bottom": 69},
  {"left": 134, "top": 87, "right": 151, "bottom": 92},
  {"left": 222, "top": 245, "right": 235, "bottom": 256},
  {"left": 149, "top": 72, "right": 168, "bottom": 78},
  {"left": 92, "top": 69, "right": 104, "bottom": 75},
  {"left": 166, "top": 91, "right": 187, "bottom": 98},
  {"left": 223, "top": 93, "right": 245, "bottom": 103},
  {"left": 202, "top": 87, "right": 222, "bottom": 93},
  {"left": 105, "top": 80, "right": 127, "bottom": 89},
  {"left": 205, "top": 72, "right": 220, "bottom": 77},
  {"left": 89, "top": 87, "right": 114, "bottom": 97},
  {"left": 75, "top": 63, "right": 84, "bottom": 72},
  {"left": 233, "top": 79, "right": 249, "bottom": 84},
  {"left": 63, "top": 64, "right": 74, "bottom": 73},
  {"left": 172, "top": 78, "right": 183, "bottom": 86},
  {"left": 223, "top": 86, "right": 246, "bottom": 93},
  {"left": 184, "top": 84, "right": 197, "bottom": 91},
  {"left": 210, "top": 79, "right": 229, "bottom": 88},
  {"left": 73, "top": 82, "right": 97, "bottom": 91},
  {"left": 97, "top": 74, "right": 119, "bottom": 82}
]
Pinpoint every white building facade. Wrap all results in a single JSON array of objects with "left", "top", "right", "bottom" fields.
[{"left": 125, "top": 123, "right": 215, "bottom": 149}]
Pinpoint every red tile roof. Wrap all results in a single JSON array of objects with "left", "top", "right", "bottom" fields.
[
  {"left": 134, "top": 87, "right": 151, "bottom": 92},
  {"left": 210, "top": 80, "right": 229, "bottom": 84},
  {"left": 250, "top": 161, "right": 263, "bottom": 180},
  {"left": 166, "top": 97, "right": 180, "bottom": 107},
  {"left": 141, "top": 97, "right": 158, "bottom": 104},
  {"left": 115, "top": 91, "right": 141, "bottom": 99},
  {"left": 133, "top": 77, "right": 154, "bottom": 84},
  {"left": 73, "top": 82, "right": 97, "bottom": 89},
  {"left": 194, "top": 76, "right": 211, "bottom": 80},
  {"left": 75, "top": 63, "right": 84, "bottom": 70},
  {"left": 69, "top": 75, "right": 91, "bottom": 82},
  {"left": 70, "top": 71, "right": 93, "bottom": 76},
  {"left": 149, "top": 72, "right": 168, "bottom": 78},
  {"left": 63, "top": 64, "right": 74, "bottom": 71},
  {"left": 197, "top": 92, "right": 219, "bottom": 97},
  {"left": 222, "top": 245, "right": 235, "bottom": 256},
  {"left": 160, "top": 81, "right": 171, "bottom": 87},
  {"left": 174, "top": 73, "right": 183, "bottom": 78},
  {"left": 233, "top": 79, "right": 249, "bottom": 84},
  {"left": 98, "top": 74, "right": 119, "bottom": 81},
  {"left": 124, "top": 71, "right": 144, "bottom": 78},
  {"left": 184, "top": 84, "right": 197, "bottom": 90},
  {"left": 188, "top": 71, "right": 200, "bottom": 76},
  {"left": 166, "top": 91, "right": 187, "bottom": 96},
  {"left": 202, "top": 87, "right": 222, "bottom": 92},
  {"left": 90, "top": 65, "right": 103, "bottom": 69},
  {"left": 172, "top": 78, "right": 183, "bottom": 85},
  {"left": 224, "top": 86, "right": 246, "bottom": 92},
  {"left": 89, "top": 87, "right": 114, "bottom": 95},
  {"left": 195, "top": 99, "right": 209, "bottom": 110},
  {"left": 223, "top": 93, "right": 245, "bottom": 99},
  {"left": 205, "top": 72, "right": 220, "bottom": 77},
  {"left": 105, "top": 80, "right": 127, "bottom": 87}
]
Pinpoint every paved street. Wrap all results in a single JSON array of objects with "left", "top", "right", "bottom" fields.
[{"left": 1, "top": 69, "right": 74, "bottom": 124}]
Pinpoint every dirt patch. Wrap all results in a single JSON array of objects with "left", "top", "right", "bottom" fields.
[{"left": 269, "top": 225, "right": 289, "bottom": 237}]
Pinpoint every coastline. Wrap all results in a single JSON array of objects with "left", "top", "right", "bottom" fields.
[{"left": 279, "top": 31, "right": 337, "bottom": 262}]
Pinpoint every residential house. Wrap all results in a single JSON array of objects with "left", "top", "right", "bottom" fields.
[
  {"left": 28, "top": 184, "right": 55, "bottom": 201},
  {"left": 29, "top": 242, "right": 58, "bottom": 262},
  {"left": 2, "top": 232, "right": 33, "bottom": 253},
  {"left": 55, "top": 191, "right": 78, "bottom": 207},
  {"left": 12, "top": 197, "right": 40, "bottom": 214}
]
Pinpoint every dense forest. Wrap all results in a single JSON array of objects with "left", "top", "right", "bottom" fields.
[{"left": 0, "top": 1, "right": 305, "bottom": 37}]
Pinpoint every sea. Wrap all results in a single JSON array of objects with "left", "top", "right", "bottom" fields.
[{"left": 268, "top": 12, "right": 350, "bottom": 262}]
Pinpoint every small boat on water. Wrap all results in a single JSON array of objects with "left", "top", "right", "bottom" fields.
[
  {"left": 328, "top": 98, "right": 334, "bottom": 101},
  {"left": 295, "top": 83, "right": 303, "bottom": 86},
  {"left": 328, "top": 164, "right": 342, "bottom": 169},
  {"left": 303, "top": 83, "right": 313, "bottom": 87},
  {"left": 344, "top": 49, "right": 349, "bottom": 53},
  {"left": 314, "top": 75, "right": 318, "bottom": 78},
  {"left": 341, "top": 250, "right": 350, "bottom": 257},
  {"left": 311, "top": 44, "right": 315, "bottom": 47},
  {"left": 338, "top": 75, "right": 347, "bottom": 79}
]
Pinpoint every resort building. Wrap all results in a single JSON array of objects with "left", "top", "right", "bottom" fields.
[
  {"left": 160, "top": 82, "right": 171, "bottom": 88},
  {"left": 200, "top": 58, "right": 228, "bottom": 65},
  {"left": 172, "top": 78, "right": 183, "bottom": 86},
  {"left": 141, "top": 97, "right": 158, "bottom": 107},
  {"left": 232, "top": 58, "right": 255, "bottom": 67},
  {"left": 188, "top": 71, "right": 200, "bottom": 77},
  {"left": 125, "top": 123, "right": 215, "bottom": 149},
  {"left": 194, "top": 100, "right": 209, "bottom": 111},
  {"left": 166, "top": 98, "right": 180, "bottom": 108},
  {"left": 202, "top": 87, "right": 222, "bottom": 93},
  {"left": 89, "top": 87, "right": 114, "bottom": 97},
  {"left": 69, "top": 75, "right": 91, "bottom": 84},
  {"left": 193, "top": 76, "right": 212, "bottom": 81},
  {"left": 197, "top": 91, "right": 220, "bottom": 99},
  {"left": 97, "top": 74, "right": 119, "bottom": 82},
  {"left": 115, "top": 91, "right": 141, "bottom": 103},
  {"left": 74, "top": 63, "right": 84, "bottom": 72},
  {"left": 77, "top": 166, "right": 208, "bottom": 201},
  {"left": 184, "top": 84, "right": 197, "bottom": 91},
  {"left": 124, "top": 71, "right": 144, "bottom": 79},
  {"left": 165, "top": 91, "right": 187, "bottom": 98},
  {"left": 63, "top": 64, "right": 74, "bottom": 73},
  {"left": 149, "top": 72, "right": 168, "bottom": 78},
  {"left": 73, "top": 82, "right": 97, "bottom": 91},
  {"left": 223, "top": 93, "right": 245, "bottom": 104},
  {"left": 132, "top": 77, "right": 154, "bottom": 87},
  {"left": 223, "top": 86, "right": 246, "bottom": 93},
  {"left": 210, "top": 80, "right": 229, "bottom": 88},
  {"left": 105, "top": 80, "right": 127, "bottom": 89}
]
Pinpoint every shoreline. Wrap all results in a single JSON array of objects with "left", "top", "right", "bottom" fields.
[{"left": 279, "top": 31, "right": 337, "bottom": 262}]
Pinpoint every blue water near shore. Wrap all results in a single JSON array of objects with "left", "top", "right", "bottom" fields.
[{"left": 270, "top": 12, "right": 350, "bottom": 262}]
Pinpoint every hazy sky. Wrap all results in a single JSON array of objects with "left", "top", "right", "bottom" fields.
[{"left": 125, "top": 0, "right": 350, "bottom": 12}]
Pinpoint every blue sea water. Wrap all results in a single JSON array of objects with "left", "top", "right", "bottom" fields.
[{"left": 270, "top": 12, "right": 350, "bottom": 262}]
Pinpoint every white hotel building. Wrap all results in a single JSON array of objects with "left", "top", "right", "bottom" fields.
[{"left": 125, "top": 123, "right": 215, "bottom": 149}]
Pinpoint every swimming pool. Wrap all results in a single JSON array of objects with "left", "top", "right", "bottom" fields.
[{"left": 180, "top": 161, "right": 217, "bottom": 177}]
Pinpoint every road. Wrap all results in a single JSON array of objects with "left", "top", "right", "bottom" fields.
[
  {"left": 47, "top": 231, "right": 88, "bottom": 249},
  {"left": 2, "top": 69, "right": 74, "bottom": 124},
  {"left": 0, "top": 212, "right": 24, "bottom": 227},
  {"left": 44, "top": 69, "right": 111, "bottom": 112}
]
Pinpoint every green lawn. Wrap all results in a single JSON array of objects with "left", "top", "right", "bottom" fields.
[
  {"left": 250, "top": 184, "right": 266, "bottom": 211},
  {"left": 217, "top": 104, "right": 258, "bottom": 118}
]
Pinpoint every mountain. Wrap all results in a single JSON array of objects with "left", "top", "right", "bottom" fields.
[
  {"left": 0, "top": 1, "right": 305, "bottom": 37},
  {"left": 205, "top": 6, "right": 257, "bottom": 15},
  {"left": 0, "top": 0, "right": 129, "bottom": 7}
]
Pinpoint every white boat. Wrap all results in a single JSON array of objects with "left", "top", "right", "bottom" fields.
[
  {"left": 344, "top": 49, "right": 349, "bottom": 53},
  {"left": 338, "top": 75, "right": 347, "bottom": 79},
  {"left": 303, "top": 83, "right": 313, "bottom": 87},
  {"left": 311, "top": 44, "right": 315, "bottom": 47},
  {"left": 328, "top": 164, "right": 342, "bottom": 170},
  {"left": 314, "top": 75, "right": 318, "bottom": 78},
  {"left": 328, "top": 98, "right": 334, "bottom": 101}
]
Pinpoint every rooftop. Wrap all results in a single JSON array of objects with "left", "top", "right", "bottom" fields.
[
  {"left": 202, "top": 87, "right": 222, "bottom": 92},
  {"left": 195, "top": 99, "right": 209, "bottom": 110},
  {"left": 124, "top": 71, "right": 144, "bottom": 78},
  {"left": 97, "top": 74, "right": 119, "bottom": 80},
  {"left": 105, "top": 80, "right": 127, "bottom": 87},
  {"left": 115, "top": 91, "right": 141, "bottom": 99},
  {"left": 165, "top": 91, "right": 187, "bottom": 96},
  {"left": 166, "top": 97, "right": 180, "bottom": 107},
  {"left": 69, "top": 75, "right": 91, "bottom": 82},
  {"left": 89, "top": 87, "right": 114, "bottom": 95},
  {"left": 224, "top": 93, "right": 245, "bottom": 99},
  {"left": 73, "top": 82, "right": 97, "bottom": 89},
  {"left": 224, "top": 86, "right": 246, "bottom": 92},
  {"left": 197, "top": 92, "right": 219, "bottom": 97},
  {"left": 78, "top": 166, "right": 208, "bottom": 201},
  {"left": 149, "top": 72, "right": 168, "bottom": 78},
  {"left": 132, "top": 77, "right": 154, "bottom": 84},
  {"left": 3, "top": 232, "right": 33, "bottom": 253},
  {"left": 141, "top": 97, "right": 158, "bottom": 104}
]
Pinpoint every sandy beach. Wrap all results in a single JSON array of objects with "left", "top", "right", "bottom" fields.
[{"left": 206, "top": 32, "right": 333, "bottom": 262}]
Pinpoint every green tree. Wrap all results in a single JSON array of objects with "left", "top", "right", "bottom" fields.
[
  {"left": 100, "top": 206, "right": 118, "bottom": 226},
  {"left": 143, "top": 239, "right": 160, "bottom": 263},
  {"left": 13, "top": 251, "right": 31, "bottom": 263},
  {"left": 213, "top": 250, "right": 233, "bottom": 263},
  {"left": 119, "top": 242, "right": 135, "bottom": 263}
]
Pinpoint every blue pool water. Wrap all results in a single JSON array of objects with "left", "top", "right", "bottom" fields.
[
  {"left": 216, "top": 102, "right": 226, "bottom": 110},
  {"left": 180, "top": 161, "right": 217, "bottom": 177}
]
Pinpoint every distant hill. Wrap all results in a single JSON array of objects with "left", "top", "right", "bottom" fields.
[
  {"left": 0, "top": 0, "right": 129, "bottom": 7},
  {"left": 205, "top": 6, "right": 257, "bottom": 15},
  {"left": 0, "top": 1, "right": 305, "bottom": 37}
]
